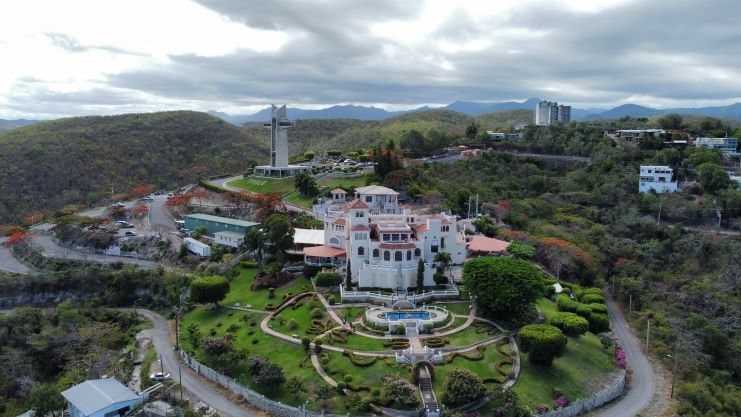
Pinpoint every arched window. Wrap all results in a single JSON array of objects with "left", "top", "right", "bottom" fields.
[
  {"left": 373, "top": 249, "right": 380, "bottom": 258},
  {"left": 357, "top": 246, "right": 364, "bottom": 256},
  {"left": 406, "top": 250, "right": 412, "bottom": 260},
  {"left": 394, "top": 251, "right": 403, "bottom": 262},
  {"left": 414, "top": 248, "right": 421, "bottom": 257},
  {"left": 330, "top": 237, "right": 340, "bottom": 247},
  {"left": 383, "top": 251, "right": 390, "bottom": 261}
]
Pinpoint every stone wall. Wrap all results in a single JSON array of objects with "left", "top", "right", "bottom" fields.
[{"left": 179, "top": 350, "right": 357, "bottom": 417}]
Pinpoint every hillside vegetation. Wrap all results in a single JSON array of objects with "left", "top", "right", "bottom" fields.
[{"left": 0, "top": 111, "right": 268, "bottom": 223}]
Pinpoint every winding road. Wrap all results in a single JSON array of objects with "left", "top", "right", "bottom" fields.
[
  {"left": 136, "top": 309, "right": 259, "bottom": 417},
  {"left": 593, "top": 297, "right": 656, "bottom": 417}
]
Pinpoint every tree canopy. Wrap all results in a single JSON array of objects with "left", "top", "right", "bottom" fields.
[
  {"left": 190, "top": 275, "right": 230, "bottom": 307},
  {"left": 518, "top": 324, "right": 567, "bottom": 366},
  {"left": 463, "top": 257, "right": 545, "bottom": 319},
  {"left": 443, "top": 368, "right": 484, "bottom": 406}
]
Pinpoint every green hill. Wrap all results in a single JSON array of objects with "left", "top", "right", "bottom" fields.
[{"left": 0, "top": 111, "right": 268, "bottom": 223}]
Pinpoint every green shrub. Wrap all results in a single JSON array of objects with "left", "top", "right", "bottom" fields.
[
  {"left": 342, "top": 351, "right": 377, "bottom": 367},
  {"left": 495, "top": 359, "right": 513, "bottom": 376},
  {"left": 344, "top": 374, "right": 353, "bottom": 383},
  {"left": 588, "top": 303, "right": 608, "bottom": 314},
  {"left": 336, "top": 381, "right": 347, "bottom": 392},
  {"left": 550, "top": 312, "right": 589, "bottom": 337},
  {"left": 588, "top": 313, "right": 610, "bottom": 333},
  {"left": 518, "top": 324, "right": 567, "bottom": 366},
  {"left": 556, "top": 294, "right": 577, "bottom": 312},
  {"left": 240, "top": 261, "right": 258, "bottom": 269},
  {"left": 327, "top": 295, "right": 337, "bottom": 305},
  {"left": 287, "top": 318, "right": 298, "bottom": 330},
  {"left": 267, "top": 287, "right": 275, "bottom": 299},
  {"left": 582, "top": 293, "right": 604, "bottom": 304},
  {"left": 315, "top": 271, "right": 343, "bottom": 287},
  {"left": 575, "top": 303, "right": 592, "bottom": 319},
  {"left": 311, "top": 308, "right": 324, "bottom": 318}
]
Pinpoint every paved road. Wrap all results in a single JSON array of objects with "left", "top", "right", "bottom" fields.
[
  {"left": 148, "top": 195, "right": 182, "bottom": 248},
  {"left": 30, "top": 235, "right": 160, "bottom": 269},
  {"left": 137, "top": 309, "right": 258, "bottom": 417},
  {"left": 419, "top": 150, "right": 590, "bottom": 164},
  {"left": 208, "top": 175, "right": 243, "bottom": 192},
  {"left": 0, "top": 237, "right": 30, "bottom": 274},
  {"left": 593, "top": 297, "right": 656, "bottom": 417}
]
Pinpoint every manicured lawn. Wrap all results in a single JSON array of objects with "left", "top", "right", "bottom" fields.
[
  {"left": 432, "top": 344, "right": 509, "bottom": 398},
  {"left": 318, "top": 174, "right": 369, "bottom": 190},
  {"left": 337, "top": 306, "right": 366, "bottom": 322},
  {"left": 329, "top": 332, "right": 392, "bottom": 352},
  {"left": 221, "top": 266, "right": 312, "bottom": 310},
  {"left": 513, "top": 298, "right": 618, "bottom": 408},
  {"left": 323, "top": 351, "right": 412, "bottom": 392},
  {"left": 430, "top": 301, "right": 472, "bottom": 316},
  {"left": 537, "top": 297, "right": 559, "bottom": 319},
  {"left": 271, "top": 297, "right": 329, "bottom": 339},
  {"left": 284, "top": 191, "right": 315, "bottom": 208},
  {"left": 180, "top": 306, "right": 337, "bottom": 410},
  {"left": 228, "top": 176, "right": 296, "bottom": 195},
  {"left": 437, "top": 321, "right": 502, "bottom": 348}
]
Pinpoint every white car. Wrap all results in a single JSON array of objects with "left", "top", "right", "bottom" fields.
[
  {"left": 150, "top": 372, "right": 171, "bottom": 381},
  {"left": 116, "top": 220, "right": 134, "bottom": 228}
]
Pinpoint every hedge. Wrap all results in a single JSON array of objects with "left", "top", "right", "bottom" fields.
[
  {"left": 342, "top": 350, "right": 377, "bottom": 367},
  {"left": 556, "top": 294, "right": 578, "bottom": 312},
  {"left": 495, "top": 358, "right": 513, "bottom": 376},
  {"left": 315, "top": 271, "right": 343, "bottom": 287},
  {"left": 575, "top": 303, "right": 593, "bottom": 319},
  {"left": 582, "top": 293, "right": 605, "bottom": 304},
  {"left": 550, "top": 312, "right": 589, "bottom": 337},
  {"left": 588, "top": 303, "right": 608, "bottom": 314},
  {"left": 588, "top": 313, "right": 611, "bottom": 333},
  {"left": 518, "top": 324, "right": 567, "bottom": 366}
]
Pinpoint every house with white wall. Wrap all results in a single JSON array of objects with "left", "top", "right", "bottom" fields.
[
  {"left": 639, "top": 165, "right": 678, "bottom": 193},
  {"left": 308, "top": 185, "right": 466, "bottom": 290}
]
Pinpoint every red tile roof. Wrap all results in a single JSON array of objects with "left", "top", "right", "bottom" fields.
[
  {"left": 348, "top": 199, "right": 369, "bottom": 209},
  {"left": 467, "top": 235, "right": 510, "bottom": 253},
  {"left": 414, "top": 224, "right": 428, "bottom": 233},
  {"left": 330, "top": 188, "right": 346, "bottom": 194},
  {"left": 303, "top": 246, "right": 347, "bottom": 257},
  {"left": 333, "top": 218, "right": 346, "bottom": 225},
  {"left": 351, "top": 224, "right": 369, "bottom": 231}
]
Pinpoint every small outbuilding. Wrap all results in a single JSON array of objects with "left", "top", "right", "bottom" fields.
[
  {"left": 61, "top": 378, "right": 145, "bottom": 417},
  {"left": 184, "top": 237, "right": 211, "bottom": 257},
  {"left": 467, "top": 235, "right": 510, "bottom": 255}
]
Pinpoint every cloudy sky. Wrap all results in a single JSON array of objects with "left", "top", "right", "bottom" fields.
[{"left": 1, "top": 0, "right": 740, "bottom": 119}]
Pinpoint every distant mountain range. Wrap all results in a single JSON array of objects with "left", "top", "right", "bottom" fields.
[
  {"left": 208, "top": 100, "right": 741, "bottom": 124},
  {"left": 0, "top": 119, "right": 41, "bottom": 132}
]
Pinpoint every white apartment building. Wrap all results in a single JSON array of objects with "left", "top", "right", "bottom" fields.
[
  {"left": 308, "top": 185, "right": 466, "bottom": 290},
  {"left": 614, "top": 129, "right": 666, "bottom": 142},
  {"left": 694, "top": 137, "right": 739, "bottom": 156},
  {"left": 639, "top": 165, "right": 678, "bottom": 194},
  {"left": 535, "top": 101, "right": 571, "bottom": 126}
]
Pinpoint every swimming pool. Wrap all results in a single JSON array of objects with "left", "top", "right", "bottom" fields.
[{"left": 383, "top": 311, "right": 431, "bottom": 320}]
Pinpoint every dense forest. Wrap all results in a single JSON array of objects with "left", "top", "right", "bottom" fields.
[
  {"left": 0, "top": 111, "right": 268, "bottom": 223},
  {"left": 0, "top": 109, "right": 533, "bottom": 224},
  {"left": 384, "top": 118, "right": 739, "bottom": 417}
]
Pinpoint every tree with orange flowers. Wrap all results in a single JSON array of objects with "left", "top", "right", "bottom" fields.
[{"left": 130, "top": 184, "right": 154, "bottom": 198}]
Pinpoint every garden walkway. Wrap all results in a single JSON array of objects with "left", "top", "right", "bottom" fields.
[{"left": 309, "top": 343, "right": 338, "bottom": 387}]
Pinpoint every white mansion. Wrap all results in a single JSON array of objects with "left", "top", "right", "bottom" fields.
[{"left": 305, "top": 185, "right": 466, "bottom": 290}]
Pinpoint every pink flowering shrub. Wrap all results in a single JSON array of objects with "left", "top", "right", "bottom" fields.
[
  {"left": 554, "top": 396, "right": 569, "bottom": 408},
  {"left": 615, "top": 345, "right": 627, "bottom": 369},
  {"left": 536, "top": 404, "right": 550, "bottom": 414}
]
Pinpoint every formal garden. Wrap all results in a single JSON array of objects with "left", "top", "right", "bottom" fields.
[{"left": 179, "top": 256, "right": 623, "bottom": 416}]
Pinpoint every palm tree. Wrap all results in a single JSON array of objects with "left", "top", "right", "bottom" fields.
[{"left": 244, "top": 228, "right": 267, "bottom": 274}]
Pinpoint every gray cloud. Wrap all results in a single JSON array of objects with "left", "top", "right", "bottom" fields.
[{"left": 7, "top": 0, "right": 741, "bottom": 118}]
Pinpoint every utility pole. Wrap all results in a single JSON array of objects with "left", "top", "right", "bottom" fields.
[
  {"left": 645, "top": 319, "right": 651, "bottom": 354},
  {"left": 668, "top": 349, "right": 678, "bottom": 398},
  {"left": 179, "top": 363, "right": 183, "bottom": 400},
  {"left": 656, "top": 198, "right": 662, "bottom": 225},
  {"left": 629, "top": 294, "right": 632, "bottom": 313}
]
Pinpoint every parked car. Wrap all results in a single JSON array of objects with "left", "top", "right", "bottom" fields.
[
  {"left": 124, "top": 231, "right": 137, "bottom": 236},
  {"left": 113, "top": 202, "right": 126, "bottom": 208},
  {"left": 139, "top": 196, "right": 154, "bottom": 202},
  {"left": 150, "top": 372, "right": 171, "bottom": 381},
  {"left": 116, "top": 220, "right": 133, "bottom": 228}
]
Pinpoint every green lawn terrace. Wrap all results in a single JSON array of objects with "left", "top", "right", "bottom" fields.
[
  {"left": 228, "top": 173, "right": 371, "bottom": 208},
  {"left": 179, "top": 265, "right": 619, "bottom": 414}
]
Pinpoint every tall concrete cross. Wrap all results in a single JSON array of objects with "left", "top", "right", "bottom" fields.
[{"left": 263, "top": 104, "right": 292, "bottom": 168}]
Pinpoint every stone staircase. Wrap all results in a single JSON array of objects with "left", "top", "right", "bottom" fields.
[
  {"left": 406, "top": 321, "right": 419, "bottom": 337},
  {"left": 417, "top": 366, "right": 439, "bottom": 411}
]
